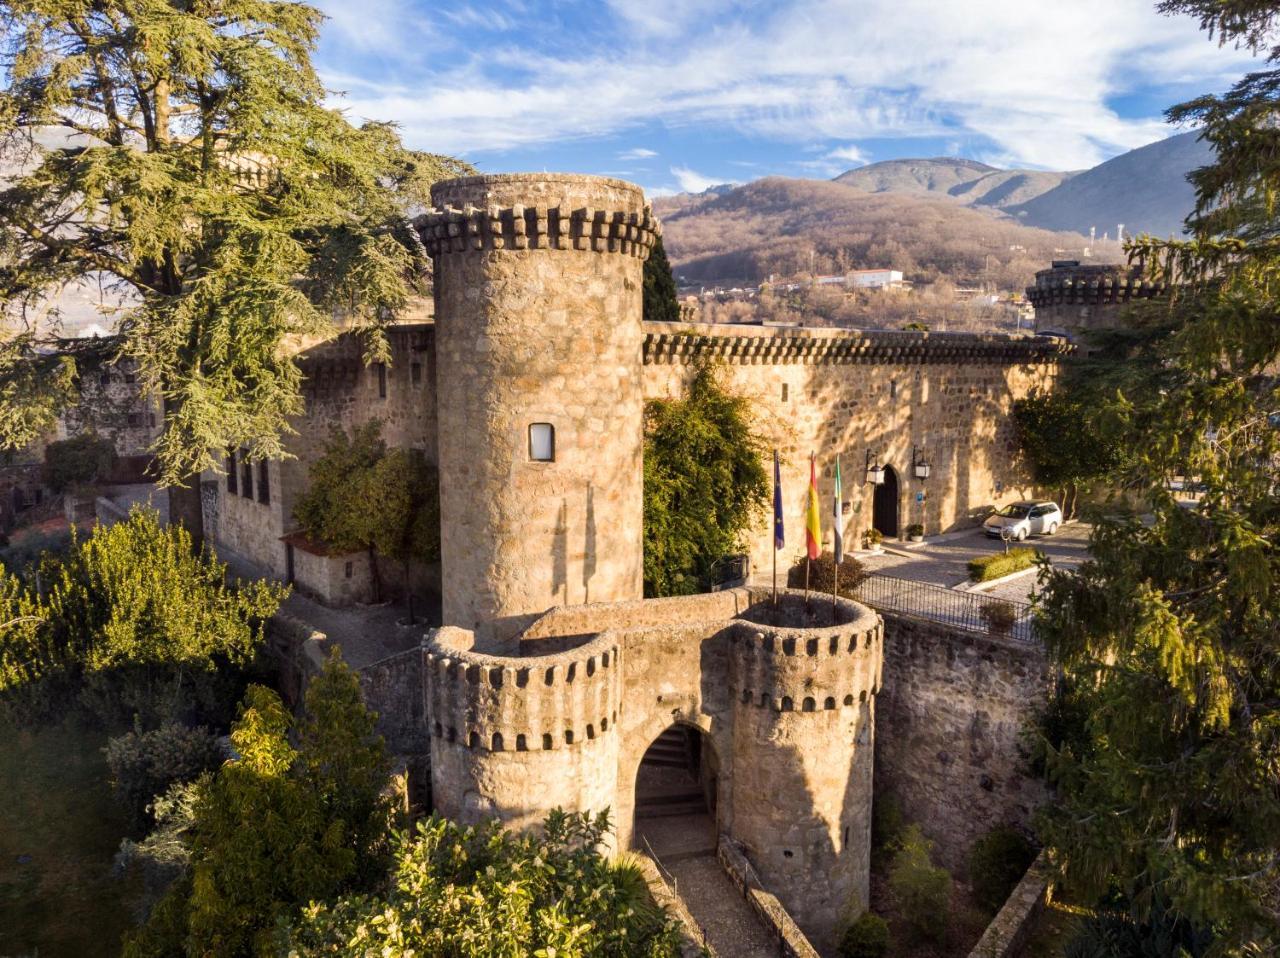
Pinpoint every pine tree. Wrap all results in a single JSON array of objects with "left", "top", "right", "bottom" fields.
[
  {"left": 1035, "top": 3, "right": 1280, "bottom": 948},
  {"left": 643, "top": 235, "right": 682, "bottom": 323},
  {"left": 0, "top": 3, "right": 470, "bottom": 544}
]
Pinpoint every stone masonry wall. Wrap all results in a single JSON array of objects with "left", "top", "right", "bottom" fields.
[
  {"left": 642, "top": 323, "right": 1063, "bottom": 579},
  {"left": 428, "top": 174, "right": 657, "bottom": 646},
  {"left": 874, "top": 612, "right": 1052, "bottom": 870}
]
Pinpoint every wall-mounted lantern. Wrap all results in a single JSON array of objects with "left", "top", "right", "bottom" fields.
[
  {"left": 865, "top": 450, "right": 884, "bottom": 486},
  {"left": 913, "top": 445, "right": 931, "bottom": 480}
]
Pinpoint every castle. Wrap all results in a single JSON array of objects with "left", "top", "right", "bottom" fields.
[{"left": 206, "top": 173, "right": 1070, "bottom": 951}]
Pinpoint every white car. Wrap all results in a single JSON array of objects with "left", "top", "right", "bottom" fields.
[{"left": 983, "top": 501, "right": 1062, "bottom": 540}]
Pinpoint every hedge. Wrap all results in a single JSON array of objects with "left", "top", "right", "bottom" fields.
[{"left": 968, "top": 547, "right": 1041, "bottom": 582}]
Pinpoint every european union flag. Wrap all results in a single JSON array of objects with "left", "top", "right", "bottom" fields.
[{"left": 773, "top": 450, "right": 784, "bottom": 550}]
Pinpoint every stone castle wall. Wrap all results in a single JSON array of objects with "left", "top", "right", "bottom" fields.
[
  {"left": 425, "top": 587, "right": 882, "bottom": 952},
  {"left": 874, "top": 612, "right": 1052, "bottom": 870},
  {"left": 643, "top": 323, "right": 1065, "bottom": 577},
  {"left": 427, "top": 174, "right": 658, "bottom": 646}
]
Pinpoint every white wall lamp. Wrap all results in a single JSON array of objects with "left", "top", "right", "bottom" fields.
[
  {"left": 913, "top": 445, "right": 931, "bottom": 480},
  {"left": 865, "top": 450, "right": 885, "bottom": 486}
]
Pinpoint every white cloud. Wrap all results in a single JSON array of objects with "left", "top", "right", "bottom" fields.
[
  {"left": 619, "top": 148, "right": 659, "bottom": 160},
  {"left": 322, "top": 0, "right": 1262, "bottom": 169},
  {"left": 825, "top": 144, "right": 867, "bottom": 165},
  {"left": 671, "top": 165, "right": 730, "bottom": 193}
]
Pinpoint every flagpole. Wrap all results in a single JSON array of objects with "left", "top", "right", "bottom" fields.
[{"left": 773, "top": 541, "right": 778, "bottom": 607}]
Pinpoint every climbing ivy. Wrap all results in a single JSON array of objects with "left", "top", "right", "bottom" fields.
[{"left": 643, "top": 364, "right": 769, "bottom": 596}]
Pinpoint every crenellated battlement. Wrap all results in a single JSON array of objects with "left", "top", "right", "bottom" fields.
[
  {"left": 417, "top": 202, "right": 660, "bottom": 258},
  {"left": 643, "top": 322, "right": 1070, "bottom": 367},
  {"left": 730, "top": 592, "right": 882, "bottom": 711},
  {"left": 426, "top": 625, "right": 623, "bottom": 754}
]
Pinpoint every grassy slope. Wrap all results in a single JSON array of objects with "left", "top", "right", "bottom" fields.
[{"left": 0, "top": 720, "right": 138, "bottom": 957}]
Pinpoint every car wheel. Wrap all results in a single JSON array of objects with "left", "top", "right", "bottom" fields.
[
  {"left": 1046, "top": 522, "right": 1058, "bottom": 535},
  {"left": 1016, "top": 527, "right": 1028, "bottom": 541}
]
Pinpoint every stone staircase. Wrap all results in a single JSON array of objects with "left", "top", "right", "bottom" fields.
[{"left": 636, "top": 727, "right": 708, "bottom": 822}]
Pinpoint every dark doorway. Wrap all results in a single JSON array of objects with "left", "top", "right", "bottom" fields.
[
  {"left": 633, "top": 725, "right": 718, "bottom": 858},
  {"left": 873, "top": 464, "right": 900, "bottom": 538}
]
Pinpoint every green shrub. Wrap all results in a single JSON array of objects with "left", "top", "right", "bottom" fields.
[
  {"left": 980, "top": 600, "right": 1019, "bottom": 635},
  {"left": 105, "top": 722, "right": 224, "bottom": 832},
  {"left": 888, "top": 825, "right": 951, "bottom": 942},
  {"left": 968, "top": 826, "right": 1036, "bottom": 912},
  {"left": 787, "top": 551, "right": 868, "bottom": 597},
  {"left": 42, "top": 432, "right": 116, "bottom": 492},
  {"left": 871, "top": 792, "right": 905, "bottom": 855},
  {"left": 862, "top": 528, "right": 884, "bottom": 549},
  {"left": 906, "top": 523, "right": 924, "bottom": 537},
  {"left": 968, "top": 547, "right": 1040, "bottom": 582},
  {"left": 840, "top": 912, "right": 890, "bottom": 958}
]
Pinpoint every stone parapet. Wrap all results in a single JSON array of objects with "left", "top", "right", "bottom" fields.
[
  {"left": 643, "top": 322, "right": 1070, "bottom": 366},
  {"left": 718, "top": 838, "right": 821, "bottom": 958},
  {"left": 968, "top": 850, "right": 1054, "bottom": 958},
  {"left": 1025, "top": 262, "right": 1165, "bottom": 310},
  {"left": 426, "top": 625, "right": 622, "bottom": 754},
  {"left": 730, "top": 593, "right": 882, "bottom": 712}
]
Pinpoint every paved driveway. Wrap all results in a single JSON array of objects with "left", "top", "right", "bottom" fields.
[{"left": 858, "top": 522, "right": 1091, "bottom": 603}]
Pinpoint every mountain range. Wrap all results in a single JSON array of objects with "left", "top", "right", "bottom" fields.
[{"left": 656, "top": 131, "right": 1211, "bottom": 287}]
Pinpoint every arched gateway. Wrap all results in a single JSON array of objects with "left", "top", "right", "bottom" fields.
[{"left": 426, "top": 588, "right": 883, "bottom": 951}]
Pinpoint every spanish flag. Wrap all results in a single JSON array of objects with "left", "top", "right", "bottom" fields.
[{"left": 805, "top": 453, "right": 821, "bottom": 560}]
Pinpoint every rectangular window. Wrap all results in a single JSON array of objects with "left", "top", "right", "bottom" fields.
[
  {"left": 411, "top": 362, "right": 422, "bottom": 385},
  {"left": 123, "top": 372, "right": 136, "bottom": 384},
  {"left": 376, "top": 363, "right": 387, "bottom": 399},
  {"left": 257, "top": 460, "right": 270, "bottom": 505},
  {"left": 344, "top": 561, "right": 353, "bottom": 579},
  {"left": 147, "top": 412, "right": 156, "bottom": 428},
  {"left": 240, "top": 449, "right": 253, "bottom": 499},
  {"left": 781, "top": 383, "right": 789, "bottom": 402},
  {"left": 127, "top": 413, "right": 141, "bottom": 426},
  {"left": 99, "top": 372, "right": 111, "bottom": 386},
  {"left": 529, "top": 423, "right": 555, "bottom": 462},
  {"left": 226, "top": 449, "right": 237, "bottom": 494}
]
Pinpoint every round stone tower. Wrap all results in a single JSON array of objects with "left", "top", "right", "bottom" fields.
[{"left": 420, "top": 175, "right": 658, "bottom": 647}]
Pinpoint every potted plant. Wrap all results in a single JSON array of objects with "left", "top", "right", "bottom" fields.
[
  {"left": 861, "top": 528, "right": 884, "bottom": 553},
  {"left": 906, "top": 523, "right": 925, "bottom": 543}
]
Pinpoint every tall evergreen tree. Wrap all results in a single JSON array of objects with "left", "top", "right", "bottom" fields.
[
  {"left": 1035, "top": 3, "right": 1280, "bottom": 949},
  {"left": 643, "top": 234, "right": 681, "bottom": 323},
  {"left": 0, "top": 2, "right": 469, "bottom": 544}
]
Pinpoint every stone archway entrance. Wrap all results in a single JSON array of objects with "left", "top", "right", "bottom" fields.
[
  {"left": 873, "top": 464, "right": 900, "bottom": 538},
  {"left": 633, "top": 724, "right": 717, "bottom": 856}
]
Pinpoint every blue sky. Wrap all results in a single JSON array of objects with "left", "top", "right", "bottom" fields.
[{"left": 311, "top": 0, "right": 1262, "bottom": 196}]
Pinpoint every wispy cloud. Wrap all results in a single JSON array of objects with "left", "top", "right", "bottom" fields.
[
  {"left": 671, "top": 165, "right": 732, "bottom": 193},
  {"left": 619, "top": 147, "right": 659, "bottom": 160},
  {"left": 318, "top": 0, "right": 1259, "bottom": 172}
]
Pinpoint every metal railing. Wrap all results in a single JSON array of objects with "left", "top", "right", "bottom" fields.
[{"left": 851, "top": 572, "right": 1037, "bottom": 643}]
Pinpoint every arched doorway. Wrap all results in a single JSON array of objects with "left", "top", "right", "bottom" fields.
[
  {"left": 633, "top": 724, "right": 718, "bottom": 858},
  {"left": 873, "top": 465, "right": 900, "bottom": 539}
]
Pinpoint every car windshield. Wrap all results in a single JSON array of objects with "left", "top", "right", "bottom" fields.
[{"left": 994, "top": 505, "right": 1032, "bottom": 519}]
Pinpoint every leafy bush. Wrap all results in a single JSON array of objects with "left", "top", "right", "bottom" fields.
[
  {"left": 787, "top": 551, "right": 868, "bottom": 597},
  {"left": 1062, "top": 898, "right": 1214, "bottom": 958},
  {"left": 968, "top": 546, "right": 1040, "bottom": 582},
  {"left": 980, "top": 600, "right": 1019, "bottom": 635},
  {"left": 862, "top": 528, "right": 884, "bottom": 549},
  {"left": 968, "top": 826, "right": 1036, "bottom": 912},
  {"left": 840, "top": 912, "right": 890, "bottom": 958},
  {"left": 888, "top": 825, "right": 951, "bottom": 942},
  {"left": 283, "top": 809, "right": 682, "bottom": 957},
  {"left": 0, "top": 508, "right": 285, "bottom": 726},
  {"left": 906, "top": 523, "right": 924, "bottom": 537},
  {"left": 42, "top": 432, "right": 116, "bottom": 492},
  {"left": 871, "top": 792, "right": 905, "bottom": 856},
  {"left": 105, "top": 722, "right": 224, "bottom": 832},
  {"left": 643, "top": 364, "right": 768, "bottom": 597}
]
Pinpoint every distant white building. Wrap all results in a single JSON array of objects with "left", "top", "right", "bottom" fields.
[{"left": 848, "top": 268, "right": 904, "bottom": 289}]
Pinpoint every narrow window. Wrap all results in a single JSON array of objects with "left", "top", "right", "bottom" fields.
[
  {"left": 529, "top": 423, "right": 555, "bottom": 462},
  {"left": 147, "top": 413, "right": 156, "bottom": 428},
  {"left": 240, "top": 450, "right": 253, "bottom": 499},
  {"left": 257, "top": 460, "right": 270, "bottom": 505},
  {"left": 99, "top": 371, "right": 111, "bottom": 386},
  {"left": 226, "top": 449, "right": 238, "bottom": 494},
  {"left": 376, "top": 362, "right": 387, "bottom": 399},
  {"left": 127, "top": 413, "right": 141, "bottom": 427},
  {"left": 123, "top": 371, "right": 136, "bottom": 384},
  {"left": 410, "top": 361, "right": 422, "bottom": 385},
  {"left": 344, "top": 561, "right": 353, "bottom": 579},
  {"left": 781, "top": 383, "right": 789, "bottom": 402},
  {"left": 890, "top": 380, "right": 898, "bottom": 399}
]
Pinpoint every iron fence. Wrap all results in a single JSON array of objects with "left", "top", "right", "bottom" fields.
[{"left": 851, "top": 572, "right": 1038, "bottom": 643}]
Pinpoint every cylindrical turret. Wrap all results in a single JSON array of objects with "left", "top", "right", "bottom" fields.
[
  {"left": 420, "top": 174, "right": 658, "bottom": 647},
  {"left": 729, "top": 595, "right": 883, "bottom": 952}
]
